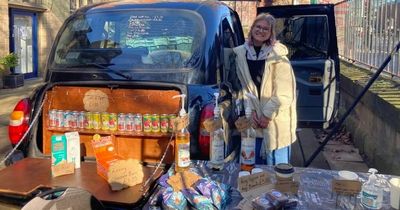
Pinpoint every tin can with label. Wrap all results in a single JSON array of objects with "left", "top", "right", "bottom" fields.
[
  {"left": 168, "top": 114, "right": 177, "bottom": 132},
  {"left": 160, "top": 114, "right": 169, "bottom": 133},
  {"left": 109, "top": 113, "right": 117, "bottom": 131},
  {"left": 151, "top": 114, "right": 160, "bottom": 133},
  {"left": 77, "top": 111, "right": 85, "bottom": 129},
  {"left": 49, "top": 109, "right": 57, "bottom": 127},
  {"left": 126, "top": 113, "right": 134, "bottom": 132},
  {"left": 84, "top": 112, "right": 92, "bottom": 129},
  {"left": 143, "top": 114, "right": 152, "bottom": 133},
  {"left": 70, "top": 111, "right": 78, "bottom": 128},
  {"left": 92, "top": 112, "right": 101, "bottom": 130},
  {"left": 134, "top": 114, "right": 143, "bottom": 132},
  {"left": 101, "top": 112, "right": 110, "bottom": 130},
  {"left": 63, "top": 110, "right": 71, "bottom": 128},
  {"left": 55, "top": 110, "right": 63, "bottom": 128},
  {"left": 117, "top": 113, "right": 126, "bottom": 131}
]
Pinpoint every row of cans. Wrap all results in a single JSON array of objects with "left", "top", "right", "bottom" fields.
[{"left": 48, "top": 109, "right": 177, "bottom": 133}]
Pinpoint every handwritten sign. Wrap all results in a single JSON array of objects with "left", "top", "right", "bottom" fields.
[
  {"left": 167, "top": 171, "right": 201, "bottom": 192},
  {"left": 83, "top": 90, "right": 109, "bottom": 112},
  {"left": 52, "top": 162, "right": 74, "bottom": 177},
  {"left": 203, "top": 118, "right": 222, "bottom": 132},
  {"left": 331, "top": 179, "right": 362, "bottom": 195},
  {"left": 170, "top": 115, "right": 189, "bottom": 131},
  {"left": 108, "top": 159, "right": 144, "bottom": 191},
  {"left": 234, "top": 116, "right": 251, "bottom": 132},
  {"left": 274, "top": 179, "right": 299, "bottom": 194},
  {"left": 238, "top": 172, "right": 271, "bottom": 193}
]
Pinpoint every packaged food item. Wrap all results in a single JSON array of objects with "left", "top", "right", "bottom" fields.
[
  {"left": 92, "top": 112, "right": 101, "bottom": 130},
  {"left": 252, "top": 196, "right": 274, "bottom": 210},
  {"left": 125, "top": 113, "right": 134, "bottom": 132},
  {"left": 168, "top": 114, "right": 176, "bottom": 132},
  {"left": 274, "top": 163, "right": 294, "bottom": 179},
  {"left": 195, "top": 178, "right": 230, "bottom": 209},
  {"left": 143, "top": 114, "right": 152, "bottom": 132},
  {"left": 91, "top": 134, "right": 143, "bottom": 190},
  {"left": 101, "top": 112, "right": 110, "bottom": 130},
  {"left": 65, "top": 131, "right": 81, "bottom": 169},
  {"left": 181, "top": 188, "right": 213, "bottom": 210},
  {"left": 151, "top": 114, "right": 160, "bottom": 132},
  {"left": 49, "top": 109, "right": 57, "bottom": 127},
  {"left": 84, "top": 112, "right": 92, "bottom": 129},
  {"left": 240, "top": 97, "right": 257, "bottom": 172},
  {"left": 77, "top": 111, "right": 85, "bottom": 129},
  {"left": 265, "top": 189, "right": 289, "bottom": 209},
  {"left": 134, "top": 113, "right": 143, "bottom": 132},
  {"left": 51, "top": 135, "right": 74, "bottom": 177},
  {"left": 161, "top": 187, "right": 187, "bottom": 210},
  {"left": 117, "top": 113, "right": 126, "bottom": 131},
  {"left": 109, "top": 113, "right": 117, "bottom": 131}
]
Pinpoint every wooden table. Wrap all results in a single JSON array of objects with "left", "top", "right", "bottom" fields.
[{"left": 0, "top": 158, "right": 164, "bottom": 208}]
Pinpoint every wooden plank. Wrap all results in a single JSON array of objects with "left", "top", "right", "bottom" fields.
[{"left": 0, "top": 158, "right": 165, "bottom": 206}]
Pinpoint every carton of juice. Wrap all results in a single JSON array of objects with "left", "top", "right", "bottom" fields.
[
  {"left": 65, "top": 131, "right": 81, "bottom": 169},
  {"left": 51, "top": 135, "right": 74, "bottom": 177}
]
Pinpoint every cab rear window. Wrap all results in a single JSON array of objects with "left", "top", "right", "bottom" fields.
[{"left": 51, "top": 9, "right": 205, "bottom": 70}]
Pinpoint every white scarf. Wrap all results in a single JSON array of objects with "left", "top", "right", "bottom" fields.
[{"left": 244, "top": 42, "right": 273, "bottom": 61}]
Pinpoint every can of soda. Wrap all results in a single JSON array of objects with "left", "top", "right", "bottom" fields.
[
  {"left": 70, "top": 111, "right": 78, "bottom": 128},
  {"left": 77, "top": 111, "right": 85, "bottom": 129},
  {"left": 143, "top": 114, "right": 152, "bottom": 133},
  {"left": 101, "top": 112, "right": 110, "bottom": 130},
  {"left": 92, "top": 112, "right": 101, "bottom": 130},
  {"left": 151, "top": 114, "right": 160, "bottom": 133},
  {"left": 55, "top": 110, "right": 63, "bottom": 128},
  {"left": 63, "top": 110, "right": 71, "bottom": 128},
  {"left": 117, "top": 113, "right": 126, "bottom": 131},
  {"left": 109, "top": 113, "right": 117, "bottom": 131},
  {"left": 84, "top": 112, "right": 92, "bottom": 129},
  {"left": 168, "top": 114, "right": 177, "bottom": 132},
  {"left": 126, "top": 113, "right": 134, "bottom": 132},
  {"left": 49, "top": 109, "right": 57, "bottom": 127},
  {"left": 134, "top": 114, "right": 143, "bottom": 132},
  {"left": 160, "top": 114, "right": 169, "bottom": 133}
]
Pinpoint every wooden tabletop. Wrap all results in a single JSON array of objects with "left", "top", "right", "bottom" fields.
[{"left": 0, "top": 158, "right": 163, "bottom": 206}]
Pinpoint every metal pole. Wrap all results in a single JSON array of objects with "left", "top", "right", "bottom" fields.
[{"left": 304, "top": 41, "right": 400, "bottom": 167}]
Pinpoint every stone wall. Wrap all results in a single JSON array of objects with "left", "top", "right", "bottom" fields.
[{"left": 340, "top": 62, "right": 400, "bottom": 175}]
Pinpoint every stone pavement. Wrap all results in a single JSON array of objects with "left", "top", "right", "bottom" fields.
[{"left": 0, "top": 77, "right": 369, "bottom": 172}]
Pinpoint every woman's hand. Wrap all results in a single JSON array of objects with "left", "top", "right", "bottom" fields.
[{"left": 252, "top": 111, "right": 271, "bottom": 129}]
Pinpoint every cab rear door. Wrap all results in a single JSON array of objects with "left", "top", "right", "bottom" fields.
[{"left": 258, "top": 4, "right": 340, "bottom": 128}]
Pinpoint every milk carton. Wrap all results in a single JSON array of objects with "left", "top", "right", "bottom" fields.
[
  {"left": 65, "top": 131, "right": 81, "bottom": 169},
  {"left": 51, "top": 135, "right": 74, "bottom": 177}
]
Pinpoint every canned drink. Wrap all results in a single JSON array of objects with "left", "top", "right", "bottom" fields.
[
  {"left": 92, "top": 112, "right": 101, "bottom": 130},
  {"left": 134, "top": 114, "right": 143, "bottom": 132},
  {"left": 126, "top": 113, "right": 134, "bottom": 132},
  {"left": 109, "top": 113, "right": 117, "bottom": 131},
  {"left": 63, "top": 110, "right": 71, "bottom": 128},
  {"left": 117, "top": 113, "right": 126, "bottom": 131},
  {"left": 151, "top": 114, "right": 160, "bottom": 133},
  {"left": 101, "top": 112, "right": 110, "bottom": 130},
  {"left": 160, "top": 114, "right": 169, "bottom": 133},
  {"left": 168, "top": 114, "right": 177, "bottom": 132},
  {"left": 143, "top": 114, "right": 152, "bottom": 133},
  {"left": 70, "top": 111, "right": 78, "bottom": 128},
  {"left": 77, "top": 111, "right": 85, "bottom": 129},
  {"left": 84, "top": 112, "right": 92, "bottom": 129},
  {"left": 56, "top": 110, "right": 63, "bottom": 128},
  {"left": 49, "top": 109, "right": 57, "bottom": 127}
]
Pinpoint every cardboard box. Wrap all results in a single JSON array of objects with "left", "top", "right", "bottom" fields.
[{"left": 91, "top": 134, "right": 144, "bottom": 191}]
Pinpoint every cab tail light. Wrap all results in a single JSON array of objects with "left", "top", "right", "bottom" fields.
[
  {"left": 8, "top": 98, "right": 31, "bottom": 146},
  {"left": 198, "top": 103, "right": 214, "bottom": 159}
]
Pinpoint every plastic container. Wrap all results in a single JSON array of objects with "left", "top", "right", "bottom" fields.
[
  {"left": 251, "top": 168, "right": 263, "bottom": 174},
  {"left": 274, "top": 163, "right": 294, "bottom": 179},
  {"left": 338, "top": 170, "right": 359, "bottom": 180},
  {"left": 239, "top": 171, "right": 251, "bottom": 177}
]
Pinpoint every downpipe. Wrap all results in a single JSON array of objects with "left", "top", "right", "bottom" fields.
[{"left": 304, "top": 41, "right": 400, "bottom": 167}]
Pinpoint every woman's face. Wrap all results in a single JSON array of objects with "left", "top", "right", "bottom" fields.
[{"left": 251, "top": 19, "right": 271, "bottom": 46}]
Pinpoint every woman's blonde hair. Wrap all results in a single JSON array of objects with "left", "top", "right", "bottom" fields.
[{"left": 247, "top": 13, "right": 277, "bottom": 46}]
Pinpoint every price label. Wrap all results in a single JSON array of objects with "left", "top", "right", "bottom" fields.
[
  {"left": 238, "top": 172, "right": 271, "bottom": 193},
  {"left": 332, "top": 179, "right": 362, "bottom": 195}
]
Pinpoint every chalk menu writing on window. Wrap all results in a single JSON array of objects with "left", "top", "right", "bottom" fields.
[{"left": 127, "top": 15, "right": 164, "bottom": 39}]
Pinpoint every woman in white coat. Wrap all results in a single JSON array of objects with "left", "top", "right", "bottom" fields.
[{"left": 234, "top": 13, "right": 297, "bottom": 165}]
